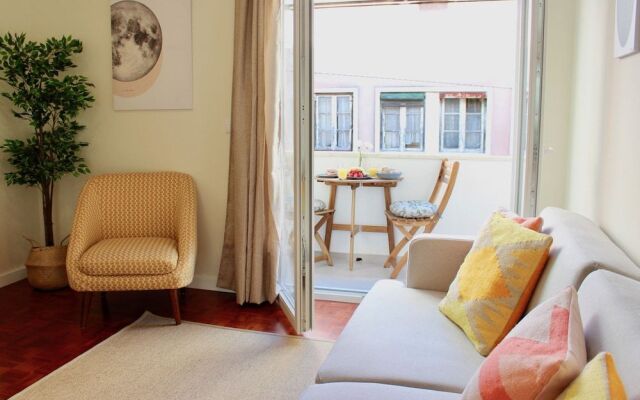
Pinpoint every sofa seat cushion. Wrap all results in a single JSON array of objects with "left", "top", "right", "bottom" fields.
[
  {"left": 301, "top": 383, "right": 462, "bottom": 400},
  {"left": 316, "top": 280, "right": 485, "bottom": 393},
  {"left": 80, "top": 237, "right": 178, "bottom": 276},
  {"left": 578, "top": 270, "right": 640, "bottom": 400}
]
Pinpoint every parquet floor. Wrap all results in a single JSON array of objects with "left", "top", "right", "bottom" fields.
[{"left": 0, "top": 279, "right": 357, "bottom": 399}]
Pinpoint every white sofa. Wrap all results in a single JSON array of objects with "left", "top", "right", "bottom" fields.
[{"left": 301, "top": 208, "right": 640, "bottom": 399}]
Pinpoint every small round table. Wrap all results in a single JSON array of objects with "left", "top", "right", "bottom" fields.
[{"left": 316, "top": 177, "right": 403, "bottom": 270}]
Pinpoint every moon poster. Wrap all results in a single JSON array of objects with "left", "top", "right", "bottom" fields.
[{"left": 111, "top": 0, "right": 192, "bottom": 110}]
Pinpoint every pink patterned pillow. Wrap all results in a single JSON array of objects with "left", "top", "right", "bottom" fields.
[{"left": 462, "top": 287, "right": 586, "bottom": 400}]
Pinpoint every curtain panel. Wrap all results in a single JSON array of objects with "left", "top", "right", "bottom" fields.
[{"left": 217, "top": 0, "right": 281, "bottom": 305}]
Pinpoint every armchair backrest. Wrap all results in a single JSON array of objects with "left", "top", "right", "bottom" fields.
[{"left": 84, "top": 172, "right": 195, "bottom": 239}]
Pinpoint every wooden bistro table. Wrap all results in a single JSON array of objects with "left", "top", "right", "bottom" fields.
[{"left": 316, "top": 176, "right": 403, "bottom": 270}]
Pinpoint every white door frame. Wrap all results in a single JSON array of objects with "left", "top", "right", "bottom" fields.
[
  {"left": 290, "top": 0, "right": 314, "bottom": 333},
  {"left": 512, "top": 0, "right": 545, "bottom": 216}
]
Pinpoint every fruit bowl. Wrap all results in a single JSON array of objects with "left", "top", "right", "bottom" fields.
[{"left": 346, "top": 167, "right": 368, "bottom": 179}]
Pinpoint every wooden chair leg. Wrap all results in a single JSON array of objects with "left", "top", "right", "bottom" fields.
[
  {"left": 390, "top": 253, "right": 409, "bottom": 279},
  {"left": 314, "top": 231, "right": 334, "bottom": 266},
  {"left": 80, "top": 292, "right": 94, "bottom": 329},
  {"left": 100, "top": 292, "right": 110, "bottom": 318},
  {"left": 384, "top": 226, "right": 419, "bottom": 268},
  {"left": 169, "top": 289, "right": 181, "bottom": 325}
]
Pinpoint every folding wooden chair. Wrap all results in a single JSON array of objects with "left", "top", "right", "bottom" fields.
[
  {"left": 384, "top": 159, "right": 460, "bottom": 279},
  {"left": 314, "top": 205, "right": 335, "bottom": 266}
]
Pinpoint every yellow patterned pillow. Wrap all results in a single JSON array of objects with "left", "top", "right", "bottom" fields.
[
  {"left": 439, "top": 212, "right": 552, "bottom": 355},
  {"left": 557, "top": 352, "right": 627, "bottom": 400}
]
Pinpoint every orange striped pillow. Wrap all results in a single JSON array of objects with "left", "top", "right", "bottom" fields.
[{"left": 462, "top": 287, "right": 586, "bottom": 400}]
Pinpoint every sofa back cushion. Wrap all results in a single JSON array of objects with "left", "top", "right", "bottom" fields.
[
  {"left": 578, "top": 270, "right": 640, "bottom": 400},
  {"left": 527, "top": 207, "right": 640, "bottom": 311}
]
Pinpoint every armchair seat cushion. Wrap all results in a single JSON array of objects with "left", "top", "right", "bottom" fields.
[{"left": 79, "top": 237, "right": 178, "bottom": 276}]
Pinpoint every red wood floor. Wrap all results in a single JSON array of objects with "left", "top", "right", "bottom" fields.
[{"left": 0, "top": 279, "right": 357, "bottom": 399}]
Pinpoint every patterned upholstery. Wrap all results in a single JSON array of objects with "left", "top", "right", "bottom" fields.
[
  {"left": 390, "top": 200, "right": 437, "bottom": 219},
  {"left": 80, "top": 237, "right": 178, "bottom": 276},
  {"left": 66, "top": 172, "right": 197, "bottom": 292}
]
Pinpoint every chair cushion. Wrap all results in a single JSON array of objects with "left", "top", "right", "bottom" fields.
[
  {"left": 79, "top": 237, "right": 178, "bottom": 276},
  {"left": 313, "top": 199, "right": 327, "bottom": 212},
  {"left": 578, "top": 270, "right": 640, "bottom": 400},
  {"left": 390, "top": 200, "right": 437, "bottom": 218},
  {"left": 301, "top": 383, "right": 462, "bottom": 400},
  {"left": 462, "top": 287, "right": 586, "bottom": 400},
  {"left": 557, "top": 352, "right": 628, "bottom": 400},
  {"left": 316, "top": 280, "right": 485, "bottom": 393},
  {"left": 439, "top": 213, "right": 553, "bottom": 355}
]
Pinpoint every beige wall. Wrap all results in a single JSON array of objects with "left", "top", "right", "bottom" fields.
[
  {"left": 540, "top": 0, "right": 640, "bottom": 264},
  {"left": 0, "top": 0, "right": 234, "bottom": 288},
  {"left": 537, "top": 0, "right": 576, "bottom": 210}
]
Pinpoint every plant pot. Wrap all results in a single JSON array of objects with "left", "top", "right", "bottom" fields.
[{"left": 25, "top": 245, "right": 68, "bottom": 290}]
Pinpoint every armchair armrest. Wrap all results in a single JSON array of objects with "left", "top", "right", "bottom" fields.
[
  {"left": 66, "top": 180, "right": 103, "bottom": 288},
  {"left": 174, "top": 176, "right": 198, "bottom": 285},
  {"left": 406, "top": 233, "right": 474, "bottom": 291}
]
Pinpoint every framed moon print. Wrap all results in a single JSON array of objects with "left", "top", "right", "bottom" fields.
[
  {"left": 111, "top": 0, "right": 193, "bottom": 110},
  {"left": 615, "top": 0, "right": 640, "bottom": 58}
]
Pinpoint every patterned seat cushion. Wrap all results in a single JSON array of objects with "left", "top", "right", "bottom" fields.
[
  {"left": 390, "top": 200, "right": 437, "bottom": 219},
  {"left": 79, "top": 237, "right": 178, "bottom": 276},
  {"left": 314, "top": 199, "right": 327, "bottom": 212}
]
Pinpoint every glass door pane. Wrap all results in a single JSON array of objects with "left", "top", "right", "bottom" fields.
[{"left": 277, "top": 0, "right": 313, "bottom": 333}]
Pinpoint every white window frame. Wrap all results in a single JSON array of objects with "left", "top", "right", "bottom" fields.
[
  {"left": 379, "top": 98, "right": 426, "bottom": 152},
  {"left": 374, "top": 86, "right": 493, "bottom": 155},
  {"left": 374, "top": 88, "right": 429, "bottom": 153},
  {"left": 313, "top": 88, "right": 358, "bottom": 151},
  {"left": 439, "top": 96, "right": 488, "bottom": 154}
]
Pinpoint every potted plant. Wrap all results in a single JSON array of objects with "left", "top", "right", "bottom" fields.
[{"left": 0, "top": 33, "right": 94, "bottom": 289}]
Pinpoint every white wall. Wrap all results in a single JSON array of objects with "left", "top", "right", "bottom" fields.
[
  {"left": 0, "top": 0, "right": 234, "bottom": 288},
  {"left": 314, "top": 154, "right": 512, "bottom": 255},
  {"left": 539, "top": 0, "right": 640, "bottom": 265}
]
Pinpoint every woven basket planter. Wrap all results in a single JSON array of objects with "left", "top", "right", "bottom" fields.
[{"left": 25, "top": 245, "right": 69, "bottom": 290}]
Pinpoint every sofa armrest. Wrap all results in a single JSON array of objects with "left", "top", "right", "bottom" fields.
[{"left": 406, "top": 234, "right": 474, "bottom": 291}]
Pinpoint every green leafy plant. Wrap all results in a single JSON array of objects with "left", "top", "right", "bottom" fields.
[{"left": 0, "top": 33, "right": 94, "bottom": 247}]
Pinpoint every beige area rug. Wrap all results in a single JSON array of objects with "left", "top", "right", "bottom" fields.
[{"left": 11, "top": 312, "right": 333, "bottom": 400}]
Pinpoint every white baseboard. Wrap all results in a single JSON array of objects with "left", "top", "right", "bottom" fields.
[
  {"left": 188, "top": 273, "right": 235, "bottom": 293},
  {"left": 314, "top": 289, "right": 364, "bottom": 303},
  {"left": 0, "top": 266, "right": 27, "bottom": 288}
]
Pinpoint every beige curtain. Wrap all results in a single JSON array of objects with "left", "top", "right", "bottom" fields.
[{"left": 217, "top": 0, "right": 281, "bottom": 305}]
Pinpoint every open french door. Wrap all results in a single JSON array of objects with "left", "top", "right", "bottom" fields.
[{"left": 276, "top": 0, "right": 314, "bottom": 334}]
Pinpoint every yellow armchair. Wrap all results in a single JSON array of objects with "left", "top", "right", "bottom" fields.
[{"left": 67, "top": 172, "right": 197, "bottom": 326}]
